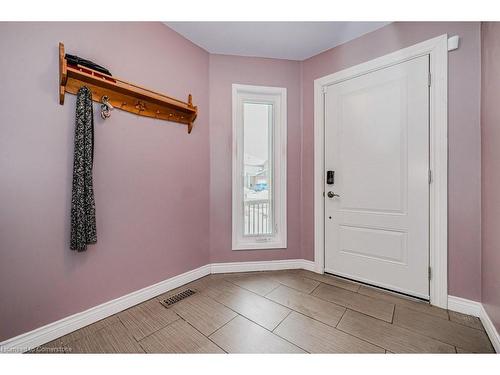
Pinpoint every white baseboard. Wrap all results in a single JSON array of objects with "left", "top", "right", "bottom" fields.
[
  {"left": 478, "top": 304, "right": 500, "bottom": 353},
  {"left": 0, "top": 259, "right": 315, "bottom": 353},
  {"left": 210, "top": 259, "right": 315, "bottom": 273},
  {"left": 299, "top": 259, "right": 316, "bottom": 272},
  {"left": 448, "top": 295, "right": 499, "bottom": 353},
  {"left": 448, "top": 295, "right": 482, "bottom": 317}
]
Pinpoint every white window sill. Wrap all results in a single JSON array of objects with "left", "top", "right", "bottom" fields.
[{"left": 232, "top": 240, "right": 287, "bottom": 251}]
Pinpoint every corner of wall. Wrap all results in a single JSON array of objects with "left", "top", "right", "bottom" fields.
[
  {"left": 207, "top": 53, "right": 213, "bottom": 265},
  {"left": 299, "top": 60, "right": 306, "bottom": 261}
]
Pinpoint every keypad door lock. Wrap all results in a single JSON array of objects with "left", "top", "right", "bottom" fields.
[
  {"left": 327, "top": 170, "right": 335, "bottom": 185},
  {"left": 327, "top": 191, "right": 340, "bottom": 198}
]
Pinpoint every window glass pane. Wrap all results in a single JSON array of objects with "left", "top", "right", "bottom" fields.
[{"left": 243, "top": 102, "right": 273, "bottom": 236}]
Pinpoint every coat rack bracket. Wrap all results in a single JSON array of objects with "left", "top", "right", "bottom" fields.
[{"left": 59, "top": 42, "right": 197, "bottom": 133}]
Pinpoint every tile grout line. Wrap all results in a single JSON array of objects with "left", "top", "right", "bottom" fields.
[
  {"left": 270, "top": 310, "right": 311, "bottom": 354},
  {"left": 252, "top": 281, "right": 386, "bottom": 353},
  {"left": 275, "top": 308, "right": 383, "bottom": 354},
  {"left": 208, "top": 304, "right": 308, "bottom": 354},
  {"left": 223, "top": 276, "right": 279, "bottom": 297},
  {"left": 271, "top": 310, "right": 293, "bottom": 334},
  {"left": 72, "top": 319, "right": 145, "bottom": 354},
  {"left": 190, "top": 274, "right": 359, "bottom": 336},
  {"left": 308, "top": 281, "right": 323, "bottom": 295},
  {"left": 49, "top": 319, "right": 114, "bottom": 349},
  {"left": 358, "top": 286, "right": 478, "bottom": 326},
  {"left": 446, "top": 311, "right": 486, "bottom": 332},
  {"left": 297, "top": 271, "right": 361, "bottom": 293},
  {"left": 207, "top": 272, "right": 361, "bottom": 317},
  {"left": 275, "top": 281, "right": 320, "bottom": 295},
  {"left": 334, "top": 310, "right": 398, "bottom": 354},
  {"left": 264, "top": 283, "right": 283, "bottom": 297},
  {"left": 179, "top": 315, "right": 229, "bottom": 354},
  {"left": 220, "top": 275, "right": 282, "bottom": 298},
  {"left": 391, "top": 312, "right": 493, "bottom": 352},
  {"left": 262, "top": 286, "right": 347, "bottom": 329},
  {"left": 206, "top": 314, "right": 239, "bottom": 339},
  {"left": 134, "top": 303, "right": 229, "bottom": 354},
  {"left": 134, "top": 311, "right": 182, "bottom": 343},
  {"left": 203, "top": 283, "right": 286, "bottom": 334},
  {"left": 265, "top": 271, "right": 323, "bottom": 293},
  {"left": 338, "top": 308, "right": 459, "bottom": 353},
  {"left": 224, "top": 271, "right": 324, "bottom": 297},
  {"left": 157, "top": 280, "right": 242, "bottom": 352},
  {"left": 59, "top": 318, "right": 131, "bottom": 352},
  {"left": 330, "top": 308, "right": 386, "bottom": 353},
  {"left": 335, "top": 307, "right": 348, "bottom": 328},
  {"left": 309, "top": 285, "right": 395, "bottom": 323},
  {"left": 201, "top": 287, "right": 308, "bottom": 353},
  {"left": 158, "top": 289, "right": 240, "bottom": 353},
  {"left": 197, "top": 287, "right": 291, "bottom": 334}
]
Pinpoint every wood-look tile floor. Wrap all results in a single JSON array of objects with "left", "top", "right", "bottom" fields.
[{"left": 33, "top": 270, "right": 495, "bottom": 354}]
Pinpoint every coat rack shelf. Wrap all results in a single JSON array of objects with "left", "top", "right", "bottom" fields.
[{"left": 59, "top": 42, "right": 198, "bottom": 133}]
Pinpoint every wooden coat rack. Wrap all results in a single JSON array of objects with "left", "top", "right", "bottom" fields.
[{"left": 59, "top": 42, "right": 198, "bottom": 133}]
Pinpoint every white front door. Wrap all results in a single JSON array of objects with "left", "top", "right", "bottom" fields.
[{"left": 324, "top": 55, "right": 430, "bottom": 299}]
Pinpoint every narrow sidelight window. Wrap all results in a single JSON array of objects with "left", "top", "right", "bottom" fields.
[{"left": 232, "top": 84, "right": 287, "bottom": 250}]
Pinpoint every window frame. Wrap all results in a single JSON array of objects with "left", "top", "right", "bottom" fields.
[{"left": 232, "top": 84, "right": 287, "bottom": 250}]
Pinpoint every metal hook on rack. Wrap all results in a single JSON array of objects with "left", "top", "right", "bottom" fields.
[{"left": 100, "top": 95, "right": 114, "bottom": 119}]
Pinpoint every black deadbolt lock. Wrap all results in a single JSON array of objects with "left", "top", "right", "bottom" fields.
[{"left": 327, "top": 170, "right": 335, "bottom": 185}]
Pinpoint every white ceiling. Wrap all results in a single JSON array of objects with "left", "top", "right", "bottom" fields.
[{"left": 164, "top": 22, "right": 390, "bottom": 61}]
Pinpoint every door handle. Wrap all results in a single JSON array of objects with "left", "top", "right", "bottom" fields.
[{"left": 327, "top": 191, "right": 340, "bottom": 198}]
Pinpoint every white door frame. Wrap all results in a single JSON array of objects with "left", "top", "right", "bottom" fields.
[{"left": 314, "top": 34, "right": 452, "bottom": 308}]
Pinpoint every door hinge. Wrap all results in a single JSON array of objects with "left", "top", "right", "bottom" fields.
[
  {"left": 322, "top": 86, "right": 328, "bottom": 94},
  {"left": 428, "top": 170, "right": 432, "bottom": 184},
  {"left": 428, "top": 266, "right": 432, "bottom": 280},
  {"left": 428, "top": 72, "right": 432, "bottom": 87}
]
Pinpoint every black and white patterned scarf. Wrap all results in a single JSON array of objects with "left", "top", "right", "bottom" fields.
[{"left": 70, "top": 86, "right": 97, "bottom": 251}]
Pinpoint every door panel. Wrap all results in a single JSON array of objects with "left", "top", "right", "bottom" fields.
[
  {"left": 339, "top": 225, "right": 408, "bottom": 264},
  {"left": 324, "top": 55, "right": 430, "bottom": 299}
]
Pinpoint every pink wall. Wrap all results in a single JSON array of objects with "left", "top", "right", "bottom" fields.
[
  {"left": 208, "top": 54, "right": 302, "bottom": 262},
  {"left": 481, "top": 22, "right": 500, "bottom": 331},
  {"left": 0, "top": 22, "right": 210, "bottom": 341},
  {"left": 300, "top": 22, "right": 483, "bottom": 301}
]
